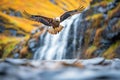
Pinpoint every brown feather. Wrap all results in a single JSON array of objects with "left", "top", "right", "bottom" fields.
[
  {"left": 23, "top": 11, "right": 53, "bottom": 26},
  {"left": 60, "top": 10, "right": 78, "bottom": 22},
  {"left": 47, "top": 25, "right": 63, "bottom": 34}
]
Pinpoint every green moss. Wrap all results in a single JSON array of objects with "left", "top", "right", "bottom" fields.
[
  {"left": 17, "top": 30, "right": 26, "bottom": 35},
  {"left": 91, "top": 0, "right": 113, "bottom": 7},
  {"left": 105, "top": 0, "right": 113, "bottom": 2},
  {"left": 86, "top": 13, "right": 103, "bottom": 28},
  {"left": 103, "top": 41, "right": 120, "bottom": 59},
  {"left": 26, "top": 52, "right": 33, "bottom": 59},
  {"left": 108, "top": 3, "right": 120, "bottom": 19},
  {"left": 5, "top": 24, "right": 21, "bottom": 31},
  {"left": 94, "top": 27, "right": 105, "bottom": 46},
  {"left": 85, "top": 45, "right": 97, "bottom": 58},
  {"left": 85, "top": 29, "right": 92, "bottom": 46},
  {"left": 92, "top": 13, "right": 103, "bottom": 19},
  {"left": 0, "top": 35, "right": 28, "bottom": 59},
  {"left": 2, "top": 41, "right": 18, "bottom": 59},
  {"left": 4, "top": 24, "right": 28, "bottom": 36},
  {"left": 93, "top": 14, "right": 103, "bottom": 28}
]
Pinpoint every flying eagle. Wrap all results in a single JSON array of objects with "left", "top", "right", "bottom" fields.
[{"left": 23, "top": 4, "right": 88, "bottom": 34}]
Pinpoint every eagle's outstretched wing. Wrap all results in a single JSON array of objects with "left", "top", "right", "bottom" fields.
[
  {"left": 60, "top": 5, "right": 86, "bottom": 22},
  {"left": 60, "top": 10, "right": 78, "bottom": 22},
  {"left": 23, "top": 11, "right": 53, "bottom": 26},
  {"left": 23, "top": 11, "right": 63, "bottom": 34}
]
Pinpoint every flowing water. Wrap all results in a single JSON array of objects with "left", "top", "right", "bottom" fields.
[
  {"left": 33, "top": 13, "right": 83, "bottom": 60},
  {"left": 33, "top": 0, "right": 118, "bottom": 60}
]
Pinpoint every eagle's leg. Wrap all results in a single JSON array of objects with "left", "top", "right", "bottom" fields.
[
  {"left": 53, "top": 26, "right": 59, "bottom": 32},
  {"left": 54, "top": 26, "right": 63, "bottom": 33}
]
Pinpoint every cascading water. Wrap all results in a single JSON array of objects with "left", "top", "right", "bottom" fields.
[{"left": 33, "top": 13, "right": 83, "bottom": 60}]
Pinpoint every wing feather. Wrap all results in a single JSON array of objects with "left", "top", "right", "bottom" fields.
[
  {"left": 23, "top": 11, "right": 53, "bottom": 26},
  {"left": 60, "top": 10, "right": 78, "bottom": 22},
  {"left": 60, "top": 6, "right": 85, "bottom": 22}
]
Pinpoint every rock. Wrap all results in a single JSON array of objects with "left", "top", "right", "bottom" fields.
[
  {"left": 115, "top": 46, "right": 120, "bottom": 58},
  {"left": 0, "top": 58, "right": 120, "bottom": 80},
  {"left": 4, "top": 58, "right": 28, "bottom": 65},
  {"left": 102, "top": 18, "right": 120, "bottom": 41},
  {"left": 0, "top": 26, "right": 5, "bottom": 33},
  {"left": 81, "top": 57, "right": 105, "bottom": 65},
  {"left": 111, "top": 58, "right": 120, "bottom": 69},
  {"left": 13, "top": 53, "right": 19, "bottom": 58},
  {"left": 28, "top": 38, "right": 39, "bottom": 52}
]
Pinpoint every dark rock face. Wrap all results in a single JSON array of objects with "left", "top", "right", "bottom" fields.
[
  {"left": 81, "top": 1, "right": 120, "bottom": 58},
  {"left": 115, "top": 46, "right": 120, "bottom": 58},
  {"left": 102, "top": 18, "right": 120, "bottom": 43},
  {"left": 0, "top": 26, "right": 5, "bottom": 33},
  {"left": 0, "top": 58, "right": 120, "bottom": 80}
]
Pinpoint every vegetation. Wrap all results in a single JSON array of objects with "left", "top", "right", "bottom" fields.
[
  {"left": 0, "top": 0, "right": 91, "bottom": 58},
  {"left": 0, "top": 0, "right": 120, "bottom": 59}
]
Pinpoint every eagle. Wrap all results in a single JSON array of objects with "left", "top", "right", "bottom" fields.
[{"left": 23, "top": 4, "right": 88, "bottom": 34}]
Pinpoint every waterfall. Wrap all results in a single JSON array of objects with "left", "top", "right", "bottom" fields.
[{"left": 33, "top": 13, "right": 82, "bottom": 60}]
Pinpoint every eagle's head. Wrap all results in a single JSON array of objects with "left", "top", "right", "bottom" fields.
[{"left": 54, "top": 17, "right": 60, "bottom": 22}]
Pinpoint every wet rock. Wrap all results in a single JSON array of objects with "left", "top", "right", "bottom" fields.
[
  {"left": 115, "top": 46, "right": 120, "bottom": 58},
  {"left": 31, "top": 28, "right": 41, "bottom": 35},
  {"left": 5, "top": 29, "right": 17, "bottom": 36},
  {"left": 0, "top": 62, "right": 19, "bottom": 80},
  {"left": 0, "top": 26, "right": 5, "bottom": 33},
  {"left": 81, "top": 57, "right": 105, "bottom": 65},
  {"left": 111, "top": 58, "right": 120, "bottom": 69},
  {"left": 14, "top": 11, "right": 22, "bottom": 17},
  {"left": 102, "top": 18, "right": 120, "bottom": 42},
  {"left": 13, "top": 53, "right": 19, "bottom": 58},
  {"left": 8, "top": 9, "right": 22, "bottom": 17},
  {"left": 28, "top": 38, "right": 39, "bottom": 52},
  {"left": 4, "top": 58, "right": 28, "bottom": 65},
  {"left": 0, "top": 58, "right": 120, "bottom": 80},
  {"left": 97, "top": 1, "right": 117, "bottom": 13}
]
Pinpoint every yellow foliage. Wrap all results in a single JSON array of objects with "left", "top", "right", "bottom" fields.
[
  {"left": 0, "top": 34, "right": 30, "bottom": 58},
  {"left": 84, "top": 29, "right": 92, "bottom": 47},
  {"left": 103, "top": 41, "right": 120, "bottom": 59},
  {"left": 0, "top": 0, "right": 91, "bottom": 58},
  {"left": 108, "top": 3, "right": 120, "bottom": 19},
  {"left": 0, "top": 35, "right": 23, "bottom": 58},
  {"left": 85, "top": 45, "right": 97, "bottom": 58},
  {"left": 94, "top": 27, "right": 105, "bottom": 46},
  {"left": 0, "top": 12, "right": 38, "bottom": 33},
  {"left": 0, "top": 0, "right": 91, "bottom": 17},
  {"left": 92, "top": 0, "right": 113, "bottom": 7},
  {"left": 2, "top": 42, "right": 18, "bottom": 59},
  {"left": 0, "top": 0, "right": 91, "bottom": 33},
  {"left": 86, "top": 13, "right": 103, "bottom": 28},
  {"left": 0, "top": 34, "right": 23, "bottom": 44}
]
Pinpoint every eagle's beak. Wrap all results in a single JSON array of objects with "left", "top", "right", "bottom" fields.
[{"left": 47, "top": 25, "right": 63, "bottom": 34}]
